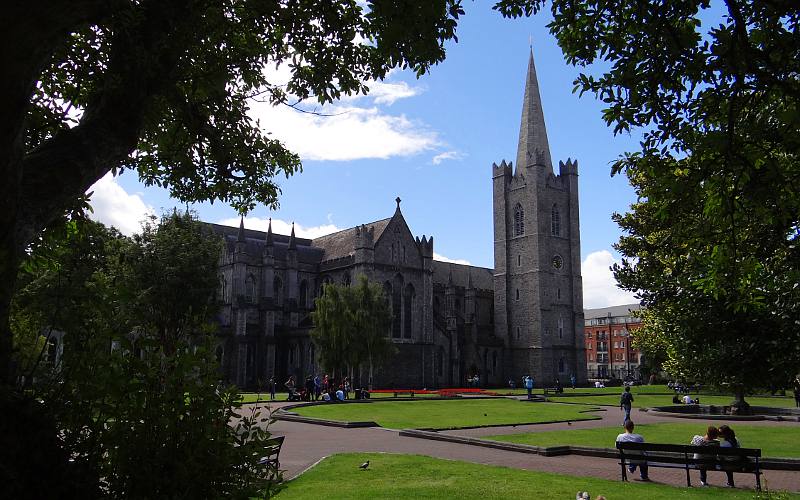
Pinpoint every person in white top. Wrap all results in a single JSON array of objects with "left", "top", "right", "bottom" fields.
[{"left": 615, "top": 420, "right": 649, "bottom": 481}]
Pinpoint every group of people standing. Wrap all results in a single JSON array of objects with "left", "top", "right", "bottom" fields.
[{"left": 271, "top": 374, "right": 355, "bottom": 402}]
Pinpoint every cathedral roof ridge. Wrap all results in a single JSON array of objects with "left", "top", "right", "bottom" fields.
[{"left": 311, "top": 216, "right": 392, "bottom": 243}]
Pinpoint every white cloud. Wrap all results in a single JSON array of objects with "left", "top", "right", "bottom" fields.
[
  {"left": 87, "top": 173, "right": 155, "bottom": 236},
  {"left": 582, "top": 250, "right": 638, "bottom": 308},
  {"left": 217, "top": 216, "right": 340, "bottom": 240},
  {"left": 253, "top": 62, "right": 437, "bottom": 162},
  {"left": 368, "top": 80, "right": 419, "bottom": 105},
  {"left": 250, "top": 102, "right": 439, "bottom": 162},
  {"left": 433, "top": 252, "right": 471, "bottom": 266},
  {"left": 431, "top": 150, "right": 465, "bottom": 165}
]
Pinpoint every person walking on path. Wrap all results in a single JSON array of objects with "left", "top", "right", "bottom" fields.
[
  {"left": 620, "top": 386, "right": 634, "bottom": 424},
  {"left": 524, "top": 375, "right": 534, "bottom": 400},
  {"left": 793, "top": 375, "right": 800, "bottom": 408},
  {"left": 268, "top": 376, "right": 276, "bottom": 400},
  {"left": 570, "top": 374, "right": 576, "bottom": 390},
  {"left": 615, "top": 419, "right": 649, "bottom": 481}
]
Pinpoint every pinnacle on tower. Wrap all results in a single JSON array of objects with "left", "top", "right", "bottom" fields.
[
  {"left": 516, "top": 49, "right": 553, "bottom": 172},
  {"left": 237, "top": 215, "right": 246, "bottom": 243},
  {"left": 288, "top": 222, "right": 296, "bottom": 250},
  {"left": 265, "top": 217, "right": 273, "bottom": 246}
]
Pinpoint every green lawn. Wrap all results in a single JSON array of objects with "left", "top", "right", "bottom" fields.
[
  {"left": 291, "top": 399, "right": 601, "bottom": 429},
  {"left": 485, "top": 423, "right": 800, "bottom": 459},
  {"left": 274, "top": 452, "right": 798, "bottom": 499},
  {"left": 548, "top": 393, "right": 797, "bottom": 408}
]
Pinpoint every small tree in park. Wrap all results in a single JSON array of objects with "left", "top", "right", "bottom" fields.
[{"left": 311, "top": 275, "right": 393, "bottom": 388}]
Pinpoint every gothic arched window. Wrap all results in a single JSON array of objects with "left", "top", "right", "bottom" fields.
[
  {"left": 273, "top": 277, "right": 283, "bottom": 306},
  {"left": 219, "top": 275, "right": 227, "bottom": 303},
  {"left": 245, "top": 275, "right": 256, "bottom": 303},
  {"left": 513, "top": 203, "right": 525, "bottom": 236},
  {"left": 558, "top": 358, "right": 565, "bottom": 373},
  {"left": 392, "top": 274, "right": 403, "bottom": 338},
  {"left": 558, "top": 315, "right": 564, "bottom": 338},
  {"left": 551, "top": 204, "right": 561, "bottom": 236},
  {"left": 403, "top": 283, "right": 415, "bottom": 339},
  {"left": 299, "top": 280, "right": 308, "bottom": 308},
  {"left": 384, "top": 281, "right": 393, "bottom": 337}
]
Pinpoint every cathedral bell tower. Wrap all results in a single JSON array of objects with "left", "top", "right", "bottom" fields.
[{"left": 493, "top": 50, "right": 587, "bottom": 386}]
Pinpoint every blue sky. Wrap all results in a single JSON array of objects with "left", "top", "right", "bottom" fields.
[{"left": 88, "top": 4, "right": 639, "bottom": 308}]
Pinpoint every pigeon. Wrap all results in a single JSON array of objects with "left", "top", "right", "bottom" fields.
[{"left": 359, "top": 460, "right": 370, "bottom": 470}]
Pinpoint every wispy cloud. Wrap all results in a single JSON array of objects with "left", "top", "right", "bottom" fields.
[
  {"left": 87, "top": 173, "right": 155, "bottom": 236},
  {"left": 431, "top": 150, "right": 466, "bottom": 165},
  {"left": 433, "top": 252, "right": 471, "bottom": 266},
  {"left": 582, "top": 250, "right": 638, "bottom": 308}
]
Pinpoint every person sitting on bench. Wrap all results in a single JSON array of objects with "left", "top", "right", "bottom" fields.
[{"left": 616, "top": 420, "right": 649, "bottom": 481}]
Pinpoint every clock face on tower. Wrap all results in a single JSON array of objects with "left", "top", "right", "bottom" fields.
[{"left": 552, "top": 255, "right": 563, "bottom": 270}]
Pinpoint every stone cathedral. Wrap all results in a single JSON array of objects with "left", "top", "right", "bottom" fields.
[{"left": 213, "top": 52, "right": 586, "bottom": 390}]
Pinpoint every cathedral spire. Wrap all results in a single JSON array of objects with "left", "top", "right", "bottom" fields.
[
  {"left": 288, "top": 222, "right": 296, "bottom": 250},
  {"left": 515, "top": 48, "right": 553, "bottom": 173},
  {"left": 265, "top": 217, "right": 273, "bottom": 246},
  {"left": 237, "top": 215, "right": 246, "bottom": 243}
]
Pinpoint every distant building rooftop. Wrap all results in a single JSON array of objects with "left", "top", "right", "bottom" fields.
[{"left": 583, "top": 303, "right": 641, "bottom": 320}]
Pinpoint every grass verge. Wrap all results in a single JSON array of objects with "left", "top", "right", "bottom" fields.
[
  {"left": 485, "top": 422, "right": 800, "bottom": 458},
  {"left": 290, "top": 399, "right": 601, "bottom": 429},
  {"left": 274, "top": 452, "right": 798, "bottom": 499}
]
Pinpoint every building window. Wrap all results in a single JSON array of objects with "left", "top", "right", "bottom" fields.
[
  {"left": 551, "top": 204, "right": 561, "bottom": 236},
  {"left": 558, "top": 316, "right": 564, "bottom": 338},
  {"left": 392, "top": 274, "right": 403, "bottom": 338},
  {"left": 620, "top": 341, "right": 625, "bottom": 348},
  {"left": 245, "top": 275, "right": 256, "bottom": 303},
  {"left": 299, "top": 280, "right": 308, "bottom": 308},
  {"left": 558, "top": 358, "right": 565, "bottom": 373},
  {"left": 557, "top": 288, "right": 561, "bottom": 300},
  {"left": 403, "top": 283, "right": 415, "bottom": 339},
  {"left": 517, "top": 255, "right": 521, "bottom": 266},
  {"left": 513, "top": 203, "right": 525, "bottom": 236},
  {"left": 516, "top": 326, "right": 521, "bottom": 340},
  {"left": 219, "top": 275, "right": 227, "bottom": 302},
  {"left": 515, "top": 289, "right": 520, "bottom": 301},
  {"left": 273, "top": 277, "right": 283, "bottom": 305},
  {"left": 492, "top": 351, "right": 497, "bottom": 372}
]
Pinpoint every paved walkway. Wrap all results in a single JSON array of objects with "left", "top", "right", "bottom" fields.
[{"left": 250, "top": 398, "right": 800, "bottom": 493}]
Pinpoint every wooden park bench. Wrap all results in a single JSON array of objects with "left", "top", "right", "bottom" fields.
[
  {"left": 543, "top": 387, "right": 563, "bottom": 396},
  {"left": 258, "top": 435, "right": 285, "bottom": 476},
  {"left": 616, "top": 441, "right": 762, "bottom": 490}
]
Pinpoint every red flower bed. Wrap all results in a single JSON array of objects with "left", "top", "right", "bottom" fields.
[{"left": 367, "top": 388, "right": 499, "bottom": 396}]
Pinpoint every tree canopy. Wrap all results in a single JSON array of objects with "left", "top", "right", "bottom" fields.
[
  {"left": 1, "top": 0, "right": 475, "bottom": 383},
  {"left": 5, "top": 213, "right": 277, "bottom": 498},
  {"left": 498, "top": 0, "right": 800, "bottom": 395}
]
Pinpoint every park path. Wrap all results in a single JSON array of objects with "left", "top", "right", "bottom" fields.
[{"left": 249, "top": 398, "right": 800, "bottom": 493}]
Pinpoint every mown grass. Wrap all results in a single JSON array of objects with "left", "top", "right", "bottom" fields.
[
  {"left": 291, "top": 399, "right": 601, "bottom": 429},
  {"left": 548, "top": 393, "right": 797, "bottom": 409},
  {"left": 273, "top": 452, "right": 798, "bottom": 499},
  {"left": 485, "top": 422, "right": 800, "bottom": 459}
]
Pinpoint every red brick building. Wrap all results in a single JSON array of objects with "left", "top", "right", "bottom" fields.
[{"left": 584, "top": 304, "right": 642, "bottom": 381}]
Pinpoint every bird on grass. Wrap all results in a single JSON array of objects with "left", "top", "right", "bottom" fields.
[
  {"left": 359, "top": 461, "right": 370, "bottom": 470},
  {"left": 568, "top": 421, "right": 572, "bottom": 426}
]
